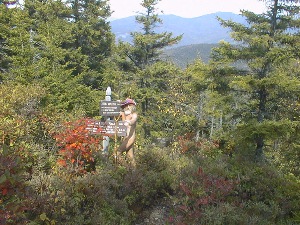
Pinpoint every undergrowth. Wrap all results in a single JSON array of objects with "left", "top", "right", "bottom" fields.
[{"left": 1, "top": 135, "right": 300, "bottom": 225}]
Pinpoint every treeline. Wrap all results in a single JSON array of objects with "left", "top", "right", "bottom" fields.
[
  {"left": 162, "top": 43, "right": 218, "bottom": 67},
  {"left": 1, "top": 0, "right": 300, "bottom": 224}
]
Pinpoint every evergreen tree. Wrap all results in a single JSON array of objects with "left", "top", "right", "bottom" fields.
[
  {"left": 0, "top": 4, "right": 12, "bottom": 78},
  {"left": 0, "top": 2, "right": 35, "bottom": 82},
  {"left": 185, "top": 59, "right": 234, "bottom": 141},
  {"left": 67, "top": 0, "right": 114, "bottom": 89},
  {"left": 120, "top": 0, "right": 182, "bottom": 70},
  {"left": 211, "top": 0, "right": 300, "bottom": 160},
  {"left": 1, "top": 0, "right": 113, "bottom": 115},
  {"left": 116, "top": 0, "right": 182, "bottom": 138}
]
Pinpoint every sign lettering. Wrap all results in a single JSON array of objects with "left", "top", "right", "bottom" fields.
[
  {"left": 100, "top": 101, "right": 121, "bottom": 116},
  {"left": 101, "top": 121, "right": 127, "bottom": 137},
  {"left": 86, "top": 119, "right": 127, "bottom": 137}
]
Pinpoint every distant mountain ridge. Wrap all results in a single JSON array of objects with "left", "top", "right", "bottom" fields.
[
  {"left": 110, "top": 12, "right": 246, "bottom": 47},
  {"left": 162, "top": 43, "right": 218, "bottom": 68}
]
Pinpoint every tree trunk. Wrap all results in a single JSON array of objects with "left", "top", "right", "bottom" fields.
[
  {"left": 254, "top": 0, "right": 278, "bottom": 159},
  {"left": 142, "top": 97, "right": 151, "bottom": 138},
  {"left": 195, "top": 92, "right": 205, "bottom": 141},
  {"left": 255, "top": 135, "right": 264, "bottom": 160},
  {"left": 210, "top": 106, "right": 215, "bottom": 139},
  {"left": 255, "top": 88, "right": 267, "bottom": 160}
]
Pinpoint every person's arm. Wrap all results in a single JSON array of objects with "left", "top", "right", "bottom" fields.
[
  {"left": 120, "top": 111, "right": 125, "bottom": 121},
  {"left": 125, "top": 113, "right": 138, "bottom": 126}
]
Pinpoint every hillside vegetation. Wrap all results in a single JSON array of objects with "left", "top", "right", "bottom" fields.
[
  {"left": 162, "top": 43, "right": 218, "bottom": 67},
  {"left": 110, "top": 12, "right": 245, "bottom": 46},
  {"left": 1, "top": 0, "right": 300, "bottom": 225}
]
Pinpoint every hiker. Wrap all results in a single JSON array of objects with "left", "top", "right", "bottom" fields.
[{"left": 117, "top": 98, "right": 138, "bottom": 166}]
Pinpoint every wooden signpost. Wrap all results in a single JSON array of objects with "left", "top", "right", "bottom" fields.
[
  {"left": 97, "top": 87, "right": 127, "bottom": 161},
  {"left": 85, "top": 87, "right": 126, "bottom": 162}
]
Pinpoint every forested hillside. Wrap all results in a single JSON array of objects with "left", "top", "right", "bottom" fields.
[
  {"left": 1, "top": 0, "right": 300, "bottom": 225},
  {"left": 162, "top": 43, "right": 249, "bottom": 69},
  {"left": 110, "top": 12, "right": 246, "bottom": 46},
  {"left": 162, "top": 43, "right": 218, "bottom": 67}
]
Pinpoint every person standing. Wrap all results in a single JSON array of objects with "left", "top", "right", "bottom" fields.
[{"left": 117, "top": 99, "right": 138, "bottom": 167}]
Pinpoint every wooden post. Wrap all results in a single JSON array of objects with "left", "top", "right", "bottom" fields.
[{"left": 102, "top": 87, "right": 111, "bottom": 155}]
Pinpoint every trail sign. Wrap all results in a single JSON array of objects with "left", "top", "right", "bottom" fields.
[
  {"left": 100, "top": 100, "right": 121, "bottom": 116},
  {"left": 86, "top": 120, "right": 102, "bottom": 134},
  {"left": 101, "top": 120, "right": 127, "bottom": 137},
  {"left": 86, "top": 119, "right": 127, "bottom": 137}
]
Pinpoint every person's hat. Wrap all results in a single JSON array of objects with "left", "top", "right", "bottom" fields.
[{"left": 121, "top": 98, "right": 136, "bottom": 108}]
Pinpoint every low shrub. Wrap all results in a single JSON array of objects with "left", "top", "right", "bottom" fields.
[
  {"left": 170, "top": 153, "right": 300, "bottom": 225},
  {"left": 170, "top": 166, "right": 239, "bottom": 225},
  {"left": 0, "top": 145, "right": 31, "bottom": 225},
  {"left": 27, "top": 169, "right": 135, "bottom": 225},
  {"left": 53, "top": 118, "right": 104, "bottom": 174},
  {"left": 117, "top": 147, "right": 178, "bottom": 213}
]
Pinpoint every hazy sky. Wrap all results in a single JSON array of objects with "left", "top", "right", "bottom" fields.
[{"left": 109, "top": 0, "right": 268, "bottom": 19}]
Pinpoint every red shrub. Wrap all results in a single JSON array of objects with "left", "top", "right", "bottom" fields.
[
  {"left": 53, "top": 118, "right": 103, "bottom": 174},
  {"left": 177, "top": 133, "right": 219, "bottom": 154},
  {"left": 0, "top": 146, "right": 30, "bottom": 225},
  {"left": 171, "top": 167, "right": 238, "bottom": 224}
]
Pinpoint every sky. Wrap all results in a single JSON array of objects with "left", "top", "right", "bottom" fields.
[{"left": 109, "top": 0, "right": 268, "bottom": 19}]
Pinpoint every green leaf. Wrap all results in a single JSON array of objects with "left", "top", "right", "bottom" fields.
[
  {"left": 0, "top": 174, "right": 7, "bottom": 184},
  {"left": 40, "top": 213, "right": 48, "bottom": 221}
]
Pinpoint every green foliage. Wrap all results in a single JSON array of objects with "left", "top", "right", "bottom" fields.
[
  {"left": 0, "top": 82, "right": 46, "bottom": 146},
  {"left": 170, "top": 166, "right": 238, "bottom": 225},
  {"left": 120, "top": 0, "right": 182, "bottom": 70},
  {"left": 113, "top": 0, "right": 183, "bottom": 139},
  {"left": 133, "top": 62, "right": 187, "bottom": 138},
  {"left": 209, "top": 1, "right": 300, "bottom": 160},
  {"left": 232, "top": 160, "right": 300, "bottom": 224},
  {"left": 116, "top": 147, "right": 177, "bottom": 211},
  {"left": 25, "top": 146, "right": 180, "bottom": 224},
  {"left": 0, "top": 0, "right": 111, "bottom": 115},
  {"left": 42, "top": 73, "right": 102, "bottom": 116},
  {"left": 67, "top": 0, "right": 114, "bottom": 88},
  {"left": 0, "top": 1, "right": 300, "bottom": 224},
  {"left": 170, "top": 148, "right": 300, "bottom": 225},
  {"left": 267, "top": 121, "right": 300, "bottom": 176},
  {"left": 27, "top": 169, "right": 134, "bottom": 225},
  {"left": 0, "top": 144, "right": 29, "bottom": 225}
]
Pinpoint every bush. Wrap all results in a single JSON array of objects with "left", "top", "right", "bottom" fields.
[
  {"left": 0, "top": 145, "right": 31, "bottom": 225},
  {"left": 116, "top": 146, "right": 178, "bottom": 213},
  {"left": 53, "top": 118, "right": 104, "bottom": 174},
  {"left": 170, "top": 152, "right": 300, "bottom": 225},
  {"left": 170, "top": 166, "right": 239, "bottom": 225},
  {"left": 27, "top": 169, "right": 135, "bottom": 225}
]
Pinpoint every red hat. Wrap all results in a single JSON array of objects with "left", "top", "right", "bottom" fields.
[{"left": 121, "top": 98, "right": 136, "bottom": 108}]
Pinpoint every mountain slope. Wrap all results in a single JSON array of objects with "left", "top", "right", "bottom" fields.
[
  {"left": 162, "top": 43, "right": 218, "bottom": 68},
  {"left": 110, "top": 12, "right": 246, "bottom": 46}
]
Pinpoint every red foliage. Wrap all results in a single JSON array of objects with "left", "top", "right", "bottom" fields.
[
  {"left": 0, "top": 146, "right": 30, "bottom": 224},
  {"left": 53, "top": 118, "right": 104, "bottom": 173},
  {"left": 177, "top": 133, "right": 219, "bottom": 154},
  {"left": 172, "top": 167, "right": 238, "bottom": 224}
]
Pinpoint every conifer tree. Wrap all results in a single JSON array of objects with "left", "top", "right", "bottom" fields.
[
  {"left": 1, "top": 0, "right": 113, "bottom": 115},
  {"left": 0, "top": 4, "right": 12, "bottom": 77},
  {"left": 211, "top": 0, "right": 300, "bottom": 160},
  {"left": 121, "top": 0, "right": 182, "bottom": 70},
  {"left": 68, "top": 0, "right": 114, "bottom": 88},
  {"left": 0, "top": 2, "right": 35, "bottom": 82},
  {"left": 117, "top": 0, "right": 182, "bottom": 138}
]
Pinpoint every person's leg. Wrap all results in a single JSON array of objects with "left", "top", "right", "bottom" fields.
[
  {"left": 126, "top": 147, "right": 136, "bottom": 168},
  {"left": 117, "top": 137, "right": 129, "bottom": 165}
]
